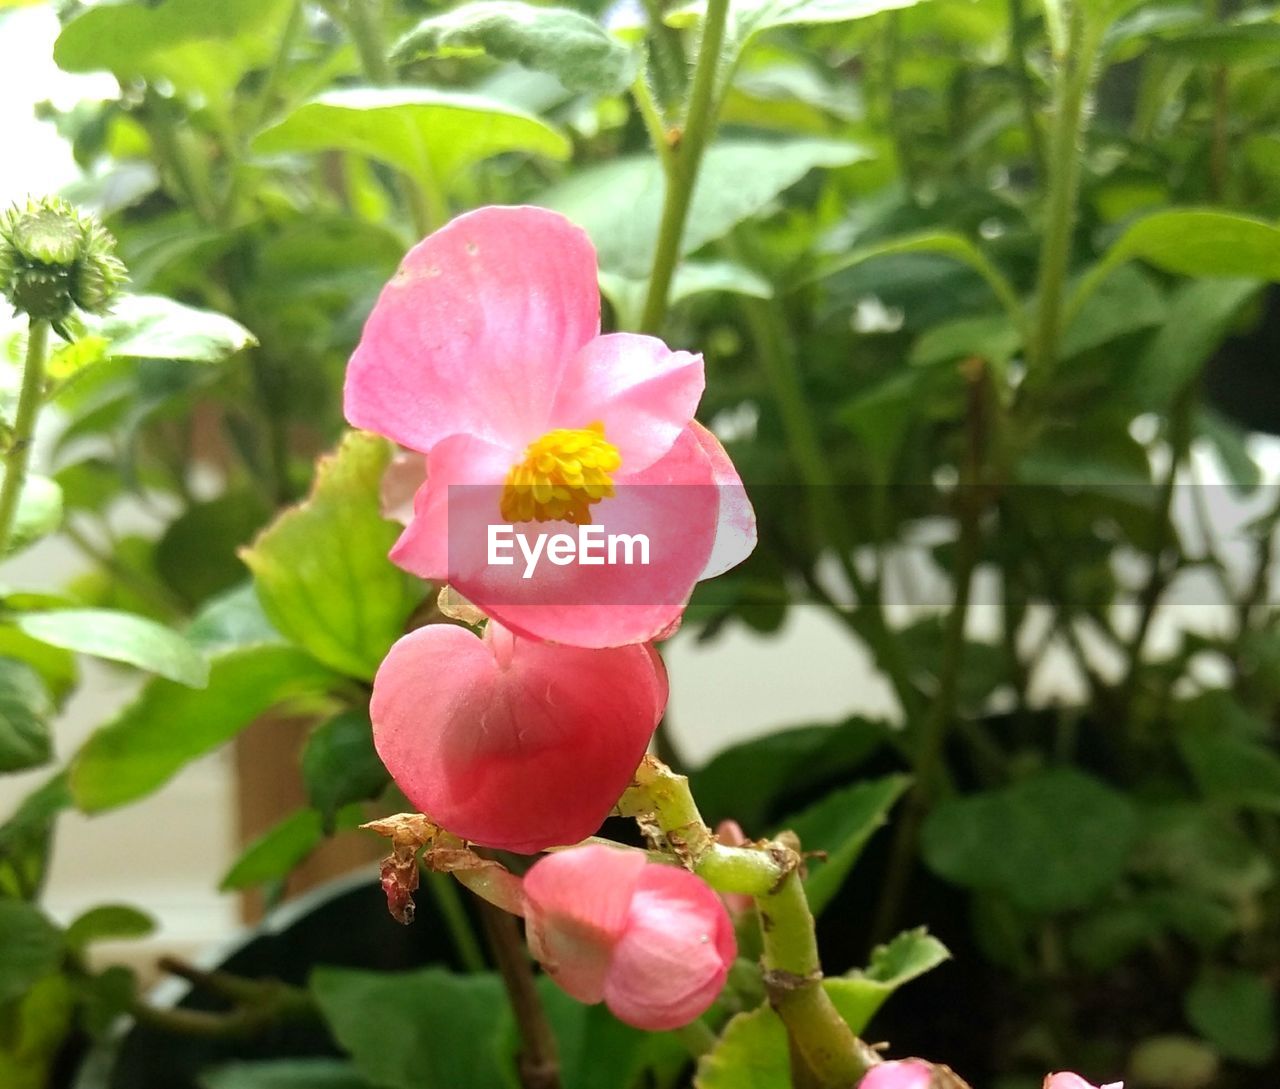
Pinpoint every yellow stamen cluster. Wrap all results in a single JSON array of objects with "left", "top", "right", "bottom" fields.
[{"left": 500, "top": 422, "right": 622, "bottom": 524}]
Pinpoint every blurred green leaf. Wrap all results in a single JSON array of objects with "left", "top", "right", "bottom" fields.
[
  {"left": 254, "top": 88, "right": 570, "bottom": 187},
  {"left": 1178, "top": 718, "right": 1280, "bottom": 814},
  {"left": 70, "top": 645, "right": 335, "bottom": 812},
  {"left": 92, "top": 295, "right": 257, "bottom": 363},
  {"left": 543, "top": 138, "right": 869, "bottom": 278},
  {"left": 0, "top": 901, "right": 61, "bottom": 1005},
  {"left": 1129, "top": 1035, "right": 1219, "bottom": 1089},
  {"left": 241, "top": 433, "right": 425, "bottom": 681},
  {"left": 184, "top": 584, "right": 283, "bottom": 655},
  {"left": 780, "top": 774, "right": 910, "bottom": 914},
  {"left": 0, "top": 970, "right": 75, "bottom": 1089},
  {"left": 1156, "top": 23, "right": 1280, "bottom": 63},
  {"left": 1185, "top": 970, "right": 1277, "bottom": 1064},
  {"left": 64, "top": 905, "right": 155, "bottom": 951},
  {"left": 302, "top": 710, "right": 388, "bottom": 830},
  {"left": 201, "top": 1061, "right": 376, "bottom": 1089},
  {"left": 394, "top": 3, "right": 638, "bottom": 95},
  {"left": 0, "top": 775, "right": 70, "bottom": 902},
  {"left": 311, "top": 968, "right": 510, "bottom": 1089},
  {"left": 4, "top": 474, "right": 62, "bottom": 556},
  {"left": 922, "top": 769, "right": 1140, "bottom": 913},
  {"left": 155, "top": 492, "right": 272, "bottom": 608},
  {"left": 690, "top": 718, "right": 887, "bottom": 829},
  {"left": 826, "top": 928, "right": 950, "bottom": 1034},
  {"left": 0, "top": 660, "right": 52, "bottom": 774},
  {"left": 16, "top": 609, "right": 208, "bottom": 688},
  {"left": 0, "top": 627, "right": 75, "bottom": 707},
  {"left": 221, "top": 805, "right": 363, "bottom": 891},
  {"left": 599, "top": 260, "right": 772, "bottom": 331}
]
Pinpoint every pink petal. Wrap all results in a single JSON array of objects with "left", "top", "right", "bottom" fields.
[
  {"left": 602, "top": 863, "right": 736, "bottom": 1031},
  {"left": 380, "top": 448, "right": 426, "bottom": 526},
  {"left": 454, "top": 426, "right": 720, "bottom": 647},
  {"left": 550, "top": 333, "right": 704, "bottom": 471},
  {"left": 345, "top": 206, "right": 599, "bottom": 453},
  {"left": 524, "top": 845, "right": 647, "bottom": 1005},
  {"left": 369, "top": 622, "right": 666, "bottom": 853},
  {"left": 1045, "top": 1076, "right": 1122, "bottom": 1089},
  {"left": 688, "top": 421, "right": 757, "bottom": 580},
  {"left": 859, "top": 1061, "right": 936, "bottom": 1089}
]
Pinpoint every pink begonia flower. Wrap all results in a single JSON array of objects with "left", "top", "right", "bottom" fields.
[
  {"left": 859, "top": 1061, "right": 935, "bottom": 1089},
  {"left": 1045, "top": 1075, "right": 1123, "bottom": 1089},
  {"left": 345, "top": 205, "right": 756, "bottom": 648},
  {"left": 371, "top": 621, "right": 666, "bottom": 853},
  {"left": 523, "top": 844, "right": 736, "bottom": 1031}
]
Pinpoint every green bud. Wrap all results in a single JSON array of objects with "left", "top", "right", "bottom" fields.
[{"left": 0, "top": 196, "right": 127, "bottom": 323}]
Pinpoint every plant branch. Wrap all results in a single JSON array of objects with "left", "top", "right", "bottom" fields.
[
  {"left": 639, "top": 0, "right": 731, "bottom": 332},
  {"left": 0, "top": 320, "right": 49, "bottom": 558}
]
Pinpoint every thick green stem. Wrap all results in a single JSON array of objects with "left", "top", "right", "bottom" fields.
[
  {"left": 1029, "top": 7, "right": 1103, "bottom": 373},
  {"left": 0, "top": 320, "right": 49, "bottom": 558},
  {"left": 639, "top": 0, "right": 732, "bottom": 332}
]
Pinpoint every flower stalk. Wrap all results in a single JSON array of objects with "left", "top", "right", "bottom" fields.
[{"left": 0, "top": 318, "right": 49, "bottom": 558}]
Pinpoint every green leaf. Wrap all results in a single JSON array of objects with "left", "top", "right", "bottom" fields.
[
  {"left": 92, "top": 295, "right": 256, "bottom": 363},
  {"left": 184, "top": 584, "right": 284, "bottom": 655},
  {"left": 813, "top": 231, "right": 1025, "bottom": 330},
  {"left": 542, "top": 138, "right": 869, "bottom": 278},
  {"left": 0, "top": 901, "right": 61, "bottom": 1005},
  {"left": 311, "top": 967, "right": 510, "bottom": 1089},
  {"left": 1185, "top": 970, "right": 1277, "bottom": 1064},
  {"left": 64, "top": 905, "right": 155, "bottom": 950},
  {"left": 1178, "top": 719, "right": 1280, "bottom": 814},
  {"left": 16, "top": 609, "right": 208, "bottom": 688},
  {"left": 0, "top": 660, "right": 52, "bottom": 774},
  {"left": 1061, "top": 264, "right": 1167, "bottom": 358},
  {"left": 0, "top": 970, "right": 75, "bottom": 1089},
  {"left": 220, "top": 806, "right": 362, "bottom": 891},
  {"left": 54, "top": 0, "right": 296, "bottom": 104},
  {"left": 599, "top": 260, "right": 772, "bottom": 331},
  {"left": 201, "top": 1060, "right": 376, "bottom": 1089},
  {"left": 70, "top": 645, "right": 334, "bottom": 812},
  {"left": 690, "top": 718, "right": 887, "bottom": 829},
  {"left": 241, "top": 433, "right": 425, "bottom": 681},
  {"left": 695, "top": 932, "right": 945, "bottom": 1089},
  {"left": 780, "top": 774, "right": 911, "bottom": 914},
  {"left": 910, "top": 313, "right": 1020, "bottom": 368},
  {"left": 922, "top": 769, "right": 1140, "bottom": 913},
  {"left": 155, "top": 492, "right": 272, "bottom": 608},
  {"left": 253, "top": 88, "right": 570, "bottom": 187},
  {"left": 302, "top": 711, "right": 389, "bottom": 830},
  {"left": 0, "top": 626, "right": 75, "bottom": 707},
  {"left": 0, "top": 775, "right": 71, "bottom": 901},
  {"left": 839, "top": 372, "right": 926, "bottom": 484},
  {"left": 826, "top": 928, "right": 950, "bottom": 1034},
  {"left": 394, "top": 3, "right": 638, "bottom": 95},
  {"left": 1156, "top": 23, "right": 1280, "bottom": 64},
  {"left": 1129, "top": 279, "right": 1258, "bottom": 407},
  {"left": 5, "top": 474, "right": 62, "bottom": 556},
  {"left": 1197, "top": 408, "right": 1262, "bottom": 494}
]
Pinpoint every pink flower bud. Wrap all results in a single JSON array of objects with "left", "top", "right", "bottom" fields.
[
  {"left": 371, "top": 621, "right": 666, "bottom": 853},
  {"left": 859, "top": 1060, "right": 936, "bottom": 1089},
  {"left": 523, "top": 844, "right": 736, "bottom": 1031},
  {"left": 1045, "top": 1075, "right": 1123, "bottom": 1089}
]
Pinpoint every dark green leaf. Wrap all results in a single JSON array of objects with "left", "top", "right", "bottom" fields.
[
  {"left": 0, "top": 660, "right": 52, "bottom": 774},
  {"left": 302, "top": 711, "right": 389, "bottom": 829},
  {"left": 0, "top": 775, "right": 71, "bottom": 901},
  {"left": 16, "top": 609, "right": 208, "bottom": 688},
  {"left": 1178, "top": 719, "right": 1280, "bottom": 814},
  {"left": 922, "top": 769, "right": 1140, "bottom": 913},
  {"left": 156, "top": 492, "right": 272, "bottom": 608},
  {"left": 201, "top": 1060, "right": 376, "bottom": 1089},
  {"left": 311, "top": 967, "right": 510, "bottom": 1089},
  {"left": 780, "top": 774, "right": 911, "bottom": 914},
  {"left": 1185, "top": 970, "right": 1277, "bottom": 1064},
  {"left": 221, "top": 808, "right": 336, "bottom": 891},
  {"left": 0, "top": 901, "right": 62, "bottom": 1005},
  {"left": 70, "top": 645, "right": 335, "bottom": 812},
  {"left": 1157, "top": 23, "right": 1280, "bottom": 63},
  {"left": 241, "top": 433, "right": 425, "bottom": 681},
  {"left": 64, "top": 905, "right": 155, "bottom": 950},
  {"left": 394, "top": 3, "right": 637, "bottom": 95}
]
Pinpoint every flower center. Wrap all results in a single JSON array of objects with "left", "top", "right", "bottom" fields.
[{"left": 500, "top": 422, "right": 622, "bottom": 525}]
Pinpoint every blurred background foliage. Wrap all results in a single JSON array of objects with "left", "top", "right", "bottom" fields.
[{"left": 1, "top": 0, "right": 1280, "bottom": 1086}]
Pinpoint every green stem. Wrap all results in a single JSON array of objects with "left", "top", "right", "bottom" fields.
[
  {"left": 345, "top": 0, "right": 393, "bottom": 83},
  {"left": 639, "top": 0, "right": 732, "bottom": 332},
  {"left": 427, "top": 870, "right": 488, "bottom": 973},
  {"left": 632, "top": 69, "right": 674, "bottom": 175},
  {"left": 0, "top": 320, "right": 49, "bottom": 558},
  {"left": 1029, "top": 7, "right": 1103, "bottom": 373}
]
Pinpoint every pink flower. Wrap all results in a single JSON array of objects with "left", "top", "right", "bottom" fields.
[
  {"left": 344, "top": 205, "right": 755, "bottom": 648},
  {"left": 523, "top": 844, "right": 736, "bottom": 1031},
  {"left": 370, "top": 621, "right": 666, "bottom": 853},
  {"left": 1045, "top": 1075, "right": 1123, "bottom": 1089},
  {"left": 859, "top": 1061, "right": 935, "bottom": 1089}
]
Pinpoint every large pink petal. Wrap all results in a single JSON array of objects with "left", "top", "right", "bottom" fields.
[
  {"left": 523, "top": 845, "right": 647, "bottom": 1005},
  {"left": 859, "top": 1061, "right": 936, "bottom": 1089},
  {"left": 1045, "top": 1076, "right": 1122, "bottom": 1089},
  {"left": 689, "top": 421, "right": 757, "bottom": 580},
  {"left": 455, "top": 427, "right": 721, "bottom": 647},
  {"left": 370, "top": 621, "right": 666, "bottom": 853},
  {"left": 550, "top": 333, "right": 704, "bottom": 472},
  {"left": 603, "top": 864, "right": 736, "bottom": 1031},
  {"left": 345, "top": 206, "right": 600, "bottom": 453}
]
